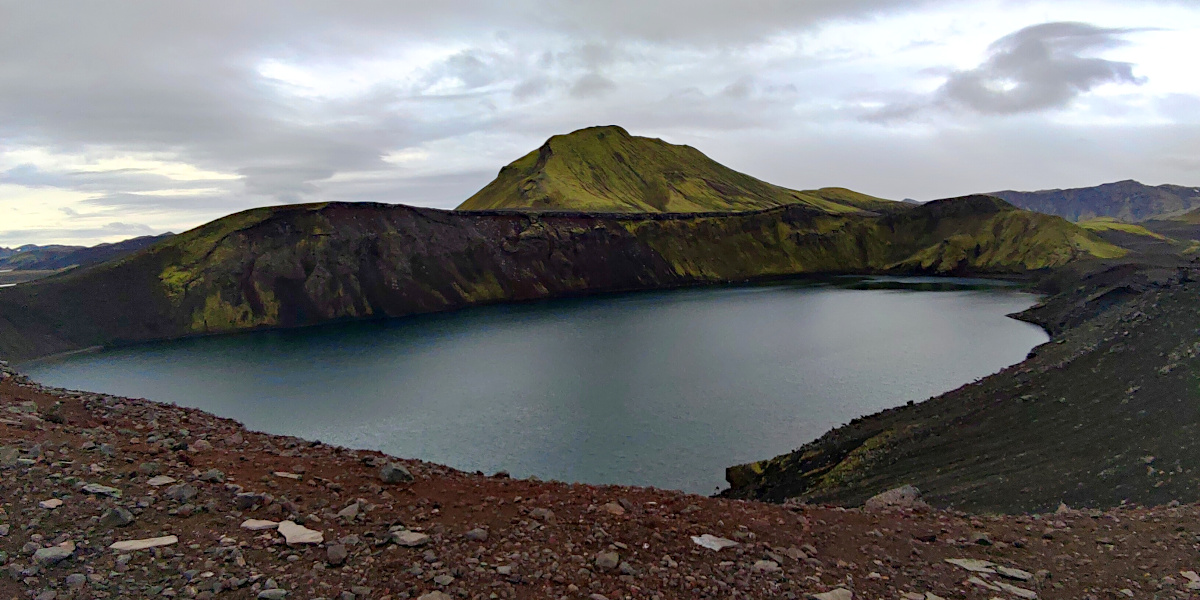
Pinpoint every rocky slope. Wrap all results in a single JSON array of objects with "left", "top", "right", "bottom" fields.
[
  {"left": 0, "top": 235, "right": 173, "bottom": 272},
  {"left": 5, "top": 362, "right": 1200, "bottom": 600},
  {"left": 0, "top": 198, "right": 1120, "bottom": 363},
  {"left": 724, "top": 261, "right": 1200, "bottom": 513},
  {"left": 991, "top": 180, "right": 1200, "bottom": 223},
  {"left": 458, "top": 126, "right": 894, "bottom": 214}
]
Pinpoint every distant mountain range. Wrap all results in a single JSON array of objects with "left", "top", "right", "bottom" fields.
[
  {"left": 459, "top": 125, "right": 895, "bottom": 214},
  {"left": 991, "top": 180, "right": 1200, "bottom": 223},
  {"left": 0, "top": 234, "right": 173, "bottom": 272}
]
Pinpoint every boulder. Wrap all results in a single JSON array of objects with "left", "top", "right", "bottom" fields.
[
  {"left": 863, "top": 485, "right": 926, "bottom": 511},
  {"left": 380, "top": 463, "right": 413, "bottom": 484}
]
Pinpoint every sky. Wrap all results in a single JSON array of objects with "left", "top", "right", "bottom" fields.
[{"left": 2, "top": 1, "right": 1199, "bottom": 246}]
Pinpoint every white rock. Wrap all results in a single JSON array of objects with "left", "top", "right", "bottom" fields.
[
  {"left": 995, "top": 581, "right": 1038, "bottom": 599},
  {"left": 240, "top": 519, "right": 280, "bottom": 531},
  {"left": 147, "top": 475, "right": 177, "bottom": 486},
  {"left": 392, "top": 530, "right": 431, "bottom": 547},
  {"left": 997, "top": 566, "right": 1034, "bottom": 581},
  {"left": 273, "top": 471, "right": 302, "bottom": 480},
  {"left": 945, "top": 558, "right": 997, "bottom": 574},
  {"left": 691, "top": 534, "right": 739, "bottom": 551},
  {"left": 967, "top": 576, "right": 1000, "bottom": 592},
  {"left": 39, "top": 498, "right": 63, "bottom": 509},
  {"left": 109, "top": 535, "right": 179, "bottom": 551},
  {"left": 277, "top": 520, "right": 323, "bottom": 545},
  {"left": 82, "top": 483, "right": 121, "bottom": 497},
  {"left": 810, "top": 588, "right": 853, "bottom": 600}
]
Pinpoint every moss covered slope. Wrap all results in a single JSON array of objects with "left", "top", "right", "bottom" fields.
[
  {"left": 0, "top": 197, "right": 1120, "bottom": 362},
  {"left": 458, "top": 126, "right": 893, "bottom": 214}
]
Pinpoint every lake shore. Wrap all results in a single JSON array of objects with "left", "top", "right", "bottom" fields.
[{"left": 3, "top": 360, "right": 1198, "bottom": 599}]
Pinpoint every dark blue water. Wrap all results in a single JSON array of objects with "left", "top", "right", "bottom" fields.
[{"left": 24, "top": 278, "right": 1047, "bottom": 494}]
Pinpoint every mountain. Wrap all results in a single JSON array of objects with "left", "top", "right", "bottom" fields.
[
  {"left": 991, "top": 180, "right": 1200, "bottom": 223},
  {"left": 0, "top": 197, "right": 1120, "bottom": 362},
  {"left": 0, "top": 234, "right": 174, "bottom": 271},
  {"left": 458, "top": 126, "right": 895, "bottom": 214}
]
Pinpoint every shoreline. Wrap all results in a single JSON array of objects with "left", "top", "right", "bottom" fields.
[{"left": 3, "top": 355, "right": 1199, "bottom": 599}]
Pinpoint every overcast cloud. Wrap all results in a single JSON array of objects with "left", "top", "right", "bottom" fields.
[{"left": 1, "top": 0, "right": 1198, "bottom": 245}]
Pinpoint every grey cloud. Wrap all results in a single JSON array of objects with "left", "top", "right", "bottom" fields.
[
  {"left": 569, "top": 73, "right": 617, "bottom": 99},
  {"left": 870, "top": 22, "right": 1147, "bottom": 121},
  {"left": 941, "top": 22, "right": 1144, "bottom": 114},
  {"left": 0, "top": 2, "right": 1196, "bottom": 245}
]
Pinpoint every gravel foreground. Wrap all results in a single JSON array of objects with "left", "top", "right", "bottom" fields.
[{"left": 3, "top": 362, "right": 1200, "bottom": 600}]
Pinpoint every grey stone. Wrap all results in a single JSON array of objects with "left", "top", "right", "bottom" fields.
[
  {"left": 164, "top": 484, "right": 198, "bottom": 503},
  {"left": 418, "top": 592, "right": 452, "bottom": 600},
  {"left": 379, "top": 463, "right": 413, "bottom": 484},
  {"left": 752, "top": 559, "right": 780, "bottom": 574},
  {"left": 257, "top": 590, "right": 288, "bottom": 600},
  {"left": 810, "top": 589, "right": 853, "bottom": 600},
  {"left": 82, "top": 483, "right": 121, "bottom": 498},
  {"left": 391, "top": 530, "right": 430, "bottom": 547},
  {"left": 33, "top": 542, "right": 75, "bottom": 566},
  {"left": 200, "top": 468, "right": 225, "bottom": 483},
  {"left": 65, "top": 573, "right": 87, "bottom": 587},
  {"left": 0, "top": 447, "right": 18, "bottom": 467},
  {"left": 234, "top": 492, "right": 266, "bottom": 510},
  {"left": 433, "top": 574, "right": 454, "bottom": 586},
  {"left": 99, "top": 507, "right": 135, "bottom": 529},
  {"left": 464, "top": 528, "right": 488, "bottom": 542},
  {"left": 327, "top": 544, "right": 348, "bottom": 566},
  {"left": 863, "top": 485, "right": 925, "bottom": 511},
  {"left": 595, "top": 551, "right": 620, "bottom": 571}
]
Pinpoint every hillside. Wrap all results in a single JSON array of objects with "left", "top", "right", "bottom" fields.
[
  {"left": 724, "top": 262, "right": 1200, "bottom": 513},
  {"left": 458, "top": 126, "right": 895, "bottom": 214},
  {"left": 7, "top": 364, "right": 1199, "bottom": 599},
  {"left": 992, "top": 179, "right": 1200, "bottom": 222},
  {"left": 0, "top": 197, "right": 1119, "bottom": 362},
  {"left": 0, "top": 234, "right": 173, "bottom": 272}
]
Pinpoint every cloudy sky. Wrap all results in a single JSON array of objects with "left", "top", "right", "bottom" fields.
[{"left": 2, "top": 1, "right": 1198, "bottom": 246}]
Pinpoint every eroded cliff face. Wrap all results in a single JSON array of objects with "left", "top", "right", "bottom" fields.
[{"left": 0, "top": 198, "right": 1119, "bottom": 362}]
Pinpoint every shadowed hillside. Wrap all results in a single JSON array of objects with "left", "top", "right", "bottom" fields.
[
  {"left": 458, "top": 126, "right": 895, "bottom": 214},
  {"left": 0, "top": 198, "right": 1119, "bottom": 362}
]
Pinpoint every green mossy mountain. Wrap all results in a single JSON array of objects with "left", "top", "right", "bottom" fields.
[
  {"left": 992, "top": 180, "right": 1200, "bottom": 223},
  {"left": 0, "top": 197, "right": 1119, "bottom": 362},
  {"left": 458, "top": 126, "right": 895, "bottom": 214}
]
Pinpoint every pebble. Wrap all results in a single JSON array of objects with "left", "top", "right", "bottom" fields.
[
  {"left": 327, "top": 544, "right": 348, "bottom": 566},
  {"left": 257, "top": 590, "right": 288, "bottom": 600},
  {"left": 691, "top": 534, "right": 739, "bottom": 551},
  {"left": 464, "top": 528, "right": 488, "bottom": 541},
  {"left": 39, "top": 498, "right": 63, "bottom": 509},
  {"left": 595, "top": 551, "right": 620, "bottom": 571}
]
